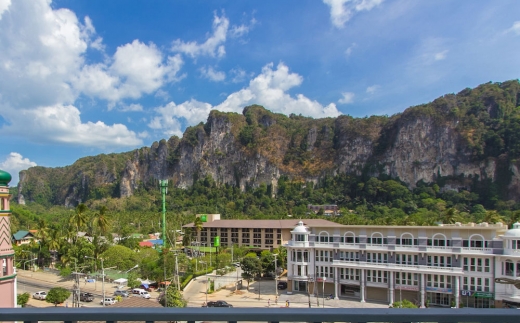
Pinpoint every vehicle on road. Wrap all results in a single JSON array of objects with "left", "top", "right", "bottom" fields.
[
  {"left": 79, "top": 292, "right": 94, "bottom": 302},
  {"left": 114, "top": 290, "right": 130, "bottom": 297},
  {"left": 137, "top": 291, "right": 151, "bottom": 299},
  {"left": 100, "top": 297, "right": 116, "bottom": 305},
  {"left": 204, "top": 300, "right": 233, "bottom": 307},
  {"left": 33, "top": 291, "right": 47, "bottom": 300},
  {"left": 277, "top": 281, "right": 288, "bottom": 290}
]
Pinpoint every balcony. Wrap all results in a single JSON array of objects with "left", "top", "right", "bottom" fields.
[
  {"left": 1, "top": 307, "right": 519, "bottom": 323},
  {"left": 332, "top": 260, "right": 464, "bottom": 274}
]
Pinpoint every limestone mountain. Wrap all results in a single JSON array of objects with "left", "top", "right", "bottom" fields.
[{"left": 17, "top": 80, "right": 520, "bottom": 207}]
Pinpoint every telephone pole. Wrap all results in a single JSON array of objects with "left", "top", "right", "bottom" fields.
[{"left": 159, "top": 180, "right": 168, "bottom": 250}]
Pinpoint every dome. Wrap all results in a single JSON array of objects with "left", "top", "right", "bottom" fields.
[
  {"left": 291, "top": 220, "right": 309, "bottom": 233},
  {"left": 0, "top": 169, "right": 11, "bottom": 186},
  {"left": 504, "top": 222, "right": 520, "bottom": 238}
]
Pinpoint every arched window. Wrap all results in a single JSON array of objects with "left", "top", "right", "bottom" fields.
[
  {"left": 318, "top": 231, "right": 330, "bottom": 243},
  {"left": 504, "top": 259, "right": 514, "bottom": 276},
  {"left": 343, "top": 232, "right": 356, "bottom": 244},
  {"left": 399, "top": 233, "right": 415, "bottom": 246},
  {"left": 431, "top": 233, "right": 449, "bottom": 247},
  {"left": 468, "top": 234, "right": 485, "bottom": 248},
  {"left": 369, "top": 232, "right": 384, "bottom": 245}
]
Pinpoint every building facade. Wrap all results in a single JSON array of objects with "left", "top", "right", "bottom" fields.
[
  {"left": 0, "top": 169, "right": 16, "bottom": 308},
  {"left": 286, "top": 220, "right": 520, "bottom": 308}
]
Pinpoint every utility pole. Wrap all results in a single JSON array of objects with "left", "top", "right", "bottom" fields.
[
  {"left": 175, "top": 251, "right": 180, "bottom": 291},
  {"left": 274, "top": 254, "right": 278, "bottom": 304},
  {"left": 159, "top": 180, "right": 168, "bottom": 250}
]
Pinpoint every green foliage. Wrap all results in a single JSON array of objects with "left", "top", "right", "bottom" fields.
[
  {"left": 101, "top": 245, "right": 136, "bottom": 270},
  {"left": 127, "top": 271, "right": 140, "bottom": 288},
  {"left": 17, "top": 292, "right": 30, "bottom": 307},
  {"left": 241, "top": 255, "right": 262, "bottom": 287},
  {"left": 158, "top": 285, "right": 187, "bottom": 307},
  {"left": 391, "top": 299, "right": 418, "bottom": 308},
  {"left": 180, "top": 274, "right": 193, "bottom": 290},
  {"left": 59, "top": 267, "right": 72, "bottom": 277},
  {"left": 46, "top": 287, "right": 71, "bottom": 306}
]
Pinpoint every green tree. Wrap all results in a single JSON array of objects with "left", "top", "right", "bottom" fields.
[
  {"left": 240, "top": 255, "right": 261, "bottom": 288},
  {"left": 260, "top": 250, "right": 275, "bottom": 275},
  {"left": 46, "top": 287, "right": 71, "bottom": 306},
  {"left": 158, "top": 285, "right": 187, "bottom": 307},
  {"left": 391, "top": 299, "right": 418, "bottom": 308},
  {"left": 127, "top": 271, "right": 140, "bottom": 288},
  {"left": 93, "top": 206, "right": 110, "bottom": 234},
  {"left": 17, "top": 292, "right": 30, "bottom": 307},
  {"left": 101, "top": 245, "right": 136, "bottom": 270}
]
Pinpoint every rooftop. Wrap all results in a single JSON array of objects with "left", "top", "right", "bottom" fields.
[{"left": 183, "top": 219, "right": 345, "bottom": 229}]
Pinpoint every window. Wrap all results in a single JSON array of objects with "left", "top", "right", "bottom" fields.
[
  {"left": 340, "top": 268, "right": 359, "bottom": 281},
  {"left": 463, "top": 235, "right": 487, "bottom": 248},
  {"left": 295, "top": 234, "right": 306, "bottom": 242},
  {"left": 428, "top": 234, "right": 452, "bottom": 247},
  {"left": 395, "top": 254, "right": 418, "bottom": 266},
  {"left": 343, "top": 232, "right": 356, "bottom": 244},
  {"left": 318, "top": 232, "right": 332, "bottom": 243},
  {"left": 426, "top": 274, "right": 452, "bottom": 289},
  {"left": 397, "top": 234, "right": 416, "bottom": 246},
  {"left": 463, "top": 257, "right": 490, "bottom": 272},
  {"left": 463, "top": 277, "right": 490, "bottom": 292},
  {"left": 427, "top": 255, "right": 452, "bottom": 268},
  {"left": 366, "top": 252, "right": 388, "bottom": 263},
  {"left": 511, "top": 240, "right": 520, "bottom": 249},
  {"left": 315, "top": 250, "right": 333, "bottom": 262},
  {"left": 503, "top": 260, "right": 514, "bottom": 276},
  {"left": 315, "top": 266, "right": 334, "bottom": 279},
  {"left": 366, "top": 270, "right": 387, "bottom": 283},
  {"left": 368, "top": 233, "right": 385, "bottom": 245},
  {"left": 396, "top": 272, "right": 419, "bottom": 286},
  {"left": 339, "top": 251, "right": 359, "bottom": 262}
]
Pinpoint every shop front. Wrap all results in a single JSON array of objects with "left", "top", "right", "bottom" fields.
[
  {"left": 459, "top": 290, "right": 494, "bottom": 308},
  {"left": 426, "top": 287, "right": 452, "bottom": 307}
]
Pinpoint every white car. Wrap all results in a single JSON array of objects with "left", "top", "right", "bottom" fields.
[
  {"left": 33, "top": 291, "right": 47, "bottom": 300},
  {"left": 138, "top": 291, "right": 151, "bottom": 299},
  {"left": 100, "top": 297, "right": 116, "bottom": 305}
]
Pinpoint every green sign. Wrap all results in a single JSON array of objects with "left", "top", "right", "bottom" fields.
[
  {"left": 473, "top": 292, "right": 494, "bottom": 299},
  {"left": 214, "top": 236, "right": 220, "bottom": 247},
  {"left": 201, "top": 214, "right": 207, "bottom": 222}
]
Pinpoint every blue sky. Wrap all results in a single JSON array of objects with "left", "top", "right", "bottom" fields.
[{"left": 1, "top": 0, "right": 520, "bottom": 186}]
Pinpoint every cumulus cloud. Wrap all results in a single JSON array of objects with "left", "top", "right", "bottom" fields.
[
  {"left": 200, "top": 66, "right": 226, "bottom": 82},
  {"left": 323, "top": 0, "right": 384, "bottom": 28},
  {"left": 149, "top": 63, "right": 341, "bottom": 137},
  {"left": 0, "top": 0, "right": 11, "bottom": 20},
  {"left": 230, "top": 17, "right": 257, "bottom": 38},
  {"left": 0, "top": 152, "right": 36, "bottom": 186},
  {"left": 339, "top": 92, "right": 355, "bottom": 104},
  {"left": 230, "top": 68, "right": 252, "bottom": 83},
  {"left": 366, "top": 85, "right": 380, "bottom": 94},
  {"left": 171, "top": 13, "right": 229, "bottom": 58},
  {"left": 508, "top": 21, "right": 520, "bottom": 35},
  {"left": 0, "top": 104, "right": 143, "bottom": 147},
  {"left": 119, "top": 103, "right": 143, "bottom": 112}
]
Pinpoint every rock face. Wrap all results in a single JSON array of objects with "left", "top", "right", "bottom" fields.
[{"left": 17, "top": 81, "right": 520, "bottom": 206}]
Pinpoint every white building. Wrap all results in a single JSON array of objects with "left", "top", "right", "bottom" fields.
[{"left": 286, "top": 220, "right": 520, "bottom": 308}]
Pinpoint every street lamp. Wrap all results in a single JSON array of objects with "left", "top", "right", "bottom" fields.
[
  {"left": 307, "top": 277, "right": 313, "bottom": 308},
  {"left": 85, "top": 256, "right": 113, "bottom": 306},
  {"left": 200, "top": 260, "right": 208, "bottom": 305},
  {"left": 274, "top": 254, "right": 278, "bottom": 303},
  {"left": 322, "top": 277, "right": 325, "bottom": 308},
  {"left": 125, "top": 264, "right": 139, "bottom": 273}
]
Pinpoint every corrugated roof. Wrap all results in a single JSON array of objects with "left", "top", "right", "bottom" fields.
[
  {"left": 12, "top": 230, "right": 33, "bottom": 240},
  {"left": 183, "top": 218, "right": 345, "bottom": 229}
]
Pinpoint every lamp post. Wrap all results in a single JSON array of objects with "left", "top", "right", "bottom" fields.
[
  {"left": 200, "top": 261, "right": 208, "bottom": 305},
  {"left": 307, "top": 277, "right": 313, "bottom": 308},
  {"left": 86, "top": 256, "right": 110, "bottom": 306},
  {"left": 322, "top": 277, "right": 325, "bottom": 308},
  {"left": 274, "top": 254, "right": 278, "bottom": 303}
]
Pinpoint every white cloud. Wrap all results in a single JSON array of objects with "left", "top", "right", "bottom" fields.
[
  {"left": 230, "top": 17, "right": 257, "bottom": 38},
  {"left": 0, "top": 152, "right": 37, "bottom": 186},
  {"left": 339, "top": 92, "right": 355, "bottom": 104},
  {"left": 149, "top": 63, "right": 341, "bottom": 137},
  {"left": 366, "top": 85, "right": 380, "bottom": 94},
  {"left": 434, "top": 50, "right": 449, "bottom": 61},
  {"left": 171, "top": 13, "right": 229, "bottom": 58},
  {"left": 230, "top": 68, "right": 253, "bottom": 83},
  {"left": 0, "top": 0, "right": 11, "bottom": 20},
  {"left": 508, "top": 21, "right": 520, "bottom": 35},
  {"left": 119, "top": 103, "right": 143, "bottom": 112},
  {"left": 0, "top": 104, "right": 143, "bottom": 147},
  {"left": 345, "top": 42, "right": 357, "bottom": 57},
  {"left": 200, "top": 66, "right": 226, "bottom": 82},
  {"left": 323, "top": 0, "right": 384, "bottom": 28}
]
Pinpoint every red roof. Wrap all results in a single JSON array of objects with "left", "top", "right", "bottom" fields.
[{"left": 139, "top": 241, "right": 153, "bottom": 247}]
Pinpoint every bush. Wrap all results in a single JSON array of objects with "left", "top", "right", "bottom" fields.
[
  {"left": 17, "top": 293, "right": 30, "bottom": 307},
  {"left": 391, "top": 299, "right": 418, "bottom": 308},
  {"left": 180, "top": 274, "right": 193, "bottom": 290}
]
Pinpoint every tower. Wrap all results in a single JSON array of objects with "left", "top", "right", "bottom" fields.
[{"left": 0, "top": 169, "right": 16, "bottom": 307}]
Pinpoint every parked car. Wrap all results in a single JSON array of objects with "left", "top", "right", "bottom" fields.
[
  {"left": 205, "top": 300, "right": 233, "bottom": 307},
  {"left": 277, "top": 281, "right": 288, "bottom": 290},
  {"left": 137, "top": 291, "right": 151, "bottom": 299},
  {"left": 114, "top": 290, "right": 130, "bottom": 297},
  {"left": 33, "top": 291, "right": 47, "bottom": 300},
  {"left": 100, "top": 297, "right": 116, "bottom": 305},
  {"left": 79, "top": 292, "right": 94, "bottom": 302}
]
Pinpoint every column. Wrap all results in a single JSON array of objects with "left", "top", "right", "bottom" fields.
[
  {"left": 420, "top": 273, "right": 426, "bottom": 308},
  {"left": 360, "top": 269, "right": 365, "bottom": 302},
  {"left": 454, "top": 276, "right": 460, "bottom": 308},
  {"left": 388, "top": 271, "right": 394, "bottom": 306},
  {"left": 334, "top": 267, "right": 339, "bottom": 300}
]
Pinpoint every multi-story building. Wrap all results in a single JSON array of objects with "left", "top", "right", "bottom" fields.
[
  {"left": 286, "top": 220, "right": 520, "bottom": 308},
  {"left": 0, "top": 169, "right": 16, "bottom": 308},
  {"left": 183, "top": 214, "right": 344, "bottom": 250}
]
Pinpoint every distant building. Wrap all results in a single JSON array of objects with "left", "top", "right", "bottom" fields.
[
  {"left": 12, "top": 230, "right": 37, "bottom": 246},
  {"left": 0, "top": 169, "right": 16, "bottom": 308},
  {"left": 307, "top": 204, "right": 340, "bottom": 216},
  {"left": 183, "top": 214, "right": 344, "bottom": 250}
]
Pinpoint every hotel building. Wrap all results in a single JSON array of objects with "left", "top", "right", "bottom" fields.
[{"left": 286, "top": 220, "right": 520, "bottom": 308}]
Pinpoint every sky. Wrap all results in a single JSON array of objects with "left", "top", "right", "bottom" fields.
[{"left": 1, "top": 0, "right": 520, "bottom": 186}]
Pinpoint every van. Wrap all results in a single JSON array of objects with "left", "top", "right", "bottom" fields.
[
  {"left": 132, "top": 288, "right": 146, "bottom": 295},
  {"left": 138, "top": 290, "right": 151, "bottom": 299}
]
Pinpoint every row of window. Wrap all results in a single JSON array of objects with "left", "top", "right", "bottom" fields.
[
  {"left": 201, "top": 228, "right": 282, "bottom": 233},
  {"left": 502, "top": 260, "right": 520, "bottom": 277}
]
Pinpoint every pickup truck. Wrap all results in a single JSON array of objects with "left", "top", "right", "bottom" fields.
[
  {"left": 204, "top": 300, "right": 233, "bottom": 307},
  {"left": 80, "top": 292, "right": 94, "bottom": 302}
]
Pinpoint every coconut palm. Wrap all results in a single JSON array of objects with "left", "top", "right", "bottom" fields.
[
  {"left": 93, "top": 206, "right": 110, "bottom": 234},
  {"left": 70, "top": 204, "right": 88, "bottom": 235}
]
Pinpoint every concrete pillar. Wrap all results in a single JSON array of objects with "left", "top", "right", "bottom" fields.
[
  {"left": 388, "top": 271, "right": 394, "bottom": 306},
  {"left": 420, "top": 273, "right": 425, "bottom": 308},
  {"left": 454, "top": 276, "right": 460, "bottom": 308},
  {"left": 334, "top": 267, "right": 339, "bottom": 300},
  {"left": 360, "top": 269, "right": 365, "bottom": 302}
]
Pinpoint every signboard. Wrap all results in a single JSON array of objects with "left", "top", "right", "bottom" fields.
[
  {"left": 426, "top": 287, "right": 452, "bottom": 293},
  {"left": 460, "top": 290, "right": 473, "bottom": 297},
  {"left": 200, "top": 214, "right": 207, "bottom": 222},
  {"left": 473, "top": 292, "right": 494, "bottom": 299},
  {"left": 214, "top": 236, "right": 220, "bottom": 247},
  {"left": 397, "top": 285, "right": 419, "bottom": 291}
]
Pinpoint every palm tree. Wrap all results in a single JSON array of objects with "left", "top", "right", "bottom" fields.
[
  {"left": 70, "top": 204, "right": 88, "bottom": 234},
  {"left": 93, "top": 206, "right": 110, "bottom": 235}
]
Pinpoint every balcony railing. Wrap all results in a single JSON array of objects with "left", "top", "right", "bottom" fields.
[
  {"left": 332, "top": 260, "right": 464, "bottom": 274},
  {"left": 1, "top": 307, "right": 519, "bottom": 323}
]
